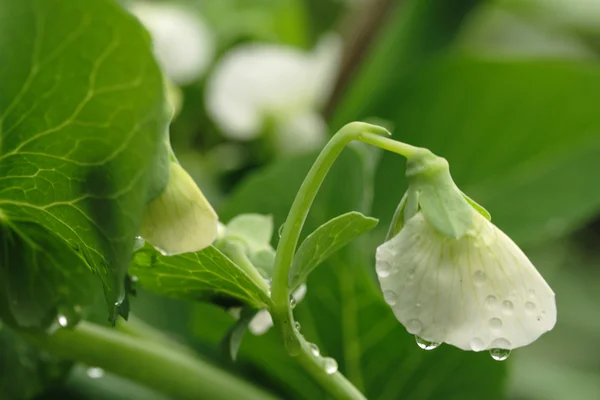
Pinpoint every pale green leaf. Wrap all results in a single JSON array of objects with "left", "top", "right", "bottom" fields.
[
  {"left": 0, "top": 0, "right": 169, "bottom": 325},
  {"left": 130, "top": 243, "right": 272, "bottom": 309},
  {"left": 289, "top": 212, "right": 378, "bottom": 289}
]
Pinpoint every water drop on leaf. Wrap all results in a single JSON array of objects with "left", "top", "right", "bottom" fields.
[
  {"left": 308, "top": 343, "right": 320, "bottom": 357},
  {"left": 323, "top": 357, "right": 338, "bottom": 374}
]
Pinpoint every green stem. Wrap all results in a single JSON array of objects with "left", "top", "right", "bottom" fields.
[
  {"left": 270, "top": 121, "right": 416, "bottom": 399},
  {"left": 25, "top": 322, "right": 278, "bottom": 400}
]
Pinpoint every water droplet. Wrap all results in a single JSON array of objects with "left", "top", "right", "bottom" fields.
[
  {"left": 133, "top": 236, "right": 145, "bottom": 251},
  {"left": 57, "top": 315, "right": 68, "bottom": 328},
  {"left": 525, "top": 301, "right": 536, "bottom": 312},
  {"left": 502, "top": 300, "right": 514, "bottom": 314},
  {"left": 290, "top": 298, "right": 297, "bottom": 309},
  {"left": 323, "top": 357, "right": 338, "bottom": 374},
  {"left": 406, "top": 319, "right": 422, "bottom": 334},
  {"left": 383, "top": 291, "right": 397, "bottom": 306},
  {"left": 278, "top": 224, "right": 285, "bottom": 238},
  {"left": 489, "top": 348, "right": 511, "bottom": 361},
  {"left": 294, "top": 321, "right": 301, "bottom": 331},
  {"left": 470, "top": 337, "right": 485, "bottom": 351},
  {"left": 309, "top": 343, "right": 320, "bottom": 357},
  {"left": 415, "top": 336, "right": 440, "bottom": 350},
  {"left": 376, "top": 261, "right": 392, "bottom": 278},
  {"left": 87, "top": 367, "right": 105, "bottom": 379},
  {"left": 489, "top": 318, "right": 503, "bottom": 329},
  {"left": 473, "top": 270, "right": 486, "bottom": 284},
  {"left": 485, "top": 295, "right": 498, "bottom": 308},
  {"left": 491, "top": 337, "right": 511, "bottom": 348}
]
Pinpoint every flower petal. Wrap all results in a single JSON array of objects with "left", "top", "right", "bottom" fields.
[
  {"left": 132, "top": 2, "right": 214, "bottom": 84},
  {"left": 376, "top": 211, "right": 556, "bottom": 351},
  {"left": 140, "top": 162, "right": 218, "bottom": 255}
]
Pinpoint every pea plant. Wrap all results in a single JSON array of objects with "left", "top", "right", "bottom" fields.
[{"left": 6, "top": 0, "right": 600, "bottom": 399}]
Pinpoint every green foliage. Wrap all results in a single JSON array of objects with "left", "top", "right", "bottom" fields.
[
  {"left": 0, "top": 0, "right": 169, "bottom": 326},
  {"left": 289, "top": 211, "right": 378, "bottom": 289},
  {"left": 130, "top": 243, "right": 272, "bottom": 309}
]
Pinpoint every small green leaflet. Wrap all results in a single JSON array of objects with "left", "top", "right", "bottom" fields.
[
  {"left": 220, "top": 307, "right": 257, "bottom": 361},
  {"left": 0, "top": 0, "right": 169, "bottom": 326},
  {"left": 289, "top": 212, "right": 378, "bottom": 290},
  {"left": 130, "top": 243, "right": 272, "bottom": 309}
]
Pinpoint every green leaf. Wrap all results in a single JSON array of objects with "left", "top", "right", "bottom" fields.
[
  {"left": 220, "top": 307, "right": 256, "bottom": 362},
  {"left": 0, "top": 322, "right": 71, "bottom": 400},
  {"left": 0, "top": 0, "right": 169, "bottom": 325},
  {"left": 226, "top": 214, "right": 274, "bottom": 252},
  {"left": 129, "top": 243, "right": 272, "bottom": 309},
  {"left": 289, "top": 212, "right": 378, "bottom": 290},
  {"left": 367, "top": 58, "right": 600, "bottom": 245}
]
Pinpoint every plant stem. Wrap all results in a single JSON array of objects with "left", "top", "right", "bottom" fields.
[
  {"left": 270, "top": 121, "right": 416, "bottom": 399},
  {"left": 25, "top": 321, "right": 278, "bottom": 400}
]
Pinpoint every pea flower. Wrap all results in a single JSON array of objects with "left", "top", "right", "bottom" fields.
[
  {"left": 205, "top": 36, "right": 341, "bottom": 155},
  {"left": 376, "top": 150, "right": 556, "bottom": 356},
  {"left": 140, "top": 162, "right": 218, "bottom": 255},
  {"left": 130, "top": 1, "right": 214, "bottom": 85}
]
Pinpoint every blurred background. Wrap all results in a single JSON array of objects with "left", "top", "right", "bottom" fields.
[{"left": 34, "top": 0, "right": 600, "bottom": 399}]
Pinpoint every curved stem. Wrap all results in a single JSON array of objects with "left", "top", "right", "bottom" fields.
[
  {"left": 24, "top": 321, "right": 278, "bottom": 400},
  {"left": 270, "top": 121, "right": 416, "bottom": 399}
]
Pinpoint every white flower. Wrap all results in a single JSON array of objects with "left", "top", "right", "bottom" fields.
[
  {"left": 140, "top": 162, "right": 218, "bottom": 255},
  {"left": 205, "top": 35, "right": 341, "bottom": 154},
  {"left": 376, "top": 210, "right": 556, "bottom": 352},
  {"left": 248, "top": 284, "right": 307, "bottom": 335},
  {"left": 131, "top": 2, "right": 214, "bottom": 85}
]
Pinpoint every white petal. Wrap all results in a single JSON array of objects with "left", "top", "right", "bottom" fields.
[
  {"left": 292, "top": 283, "right": 308, "bottom": 303},
  {"left": 376, "top": 211, "right": 556, "bottom": 351},
  {"left": 131, "top": 2, "right": 214, "bottom": 85},
  {"left": 140, "top": 163, "right": 218, "bottom": 255},
  {"left": 248, "top": 310, "right": 274, "bottom": 336}
]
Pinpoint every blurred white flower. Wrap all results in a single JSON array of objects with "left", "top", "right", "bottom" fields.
[
  {"left": 206, "top": 35, "right": 342, "bottom": 155},
  {"left": 248, "top": 284, "right": 307, "bottom": 335},
  {"left": 131, "top": 1, "right": 214, "bottom": 85},
  {"left": 376, "top": 210, "right": 556, "bottom": 353}
]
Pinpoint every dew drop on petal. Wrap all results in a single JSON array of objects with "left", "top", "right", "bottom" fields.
[
  {"left": 489, "top": 348, "right": 511, "bottom": 361},
  {"left": 473, "top": 270, "right": 486, "bottom": 284},
  {"left": 489, "top": 318, "right": 503, "bottom": 330},
  {"left": 415, "top": 336, "right": 440, "bottom": 350},
  {"left": 406, "top": 319, "right": 423, "bottom": 335},
  {"left": 308, "top": 343, "right": 320, "bottom": 357},
  {"left": 470, "top": 337, "right": 485, "bottom": 351},
  {"left": 376, "top": 261, "right": 392, "bottom": 278},
  {"left": 502, "top": 300, "right": 514, "bottom": 314},
  {"left": 383, "top": 291, "right": 397, "bottom": 306},
  {"left": 525, "top": 301, "right": 536, "bottom": 312},
  {"left": 485, "top": 295, "right": 498, "bottom": 309},
  {"left": 87, "top": 367, "right": 105, "bottom": 379},
  {"left": 323, "top": 357, "right": 338, "bottom": 374}
]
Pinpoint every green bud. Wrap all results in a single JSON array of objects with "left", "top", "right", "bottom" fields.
[
  {"left": 140, "top": 162, "right": 218, "bottom": 255},
  {"left": 388, "top": 149, "right": 490, "bottom": 240}
]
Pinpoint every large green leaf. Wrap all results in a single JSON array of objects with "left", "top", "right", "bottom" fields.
[
  {"left": 130, "top": 243, "right": 272, "bottom": 309},
  {"left": 367, "top": 58, "right": 600, "bottom": 246},
  {"left": 193, "top": 147, "right": 507, "bottom": 399},
  {"left": 289, "top": 211, "right": 378, "bottom": 290},
  {"left": 0, "top": 0, "right": 169, "bottom": 325}
]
